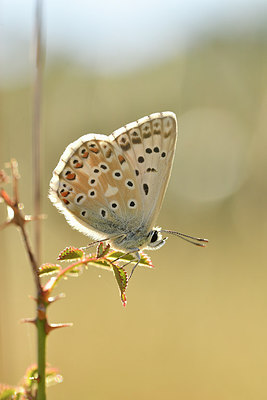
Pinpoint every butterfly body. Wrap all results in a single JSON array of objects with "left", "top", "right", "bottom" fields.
[{"left": 49, "top": 112, "right": 177, "bottom": 253}]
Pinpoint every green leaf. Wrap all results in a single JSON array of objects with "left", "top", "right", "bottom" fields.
[
  {"left": 39, "top": 263, "right": 61, "bottom": 276},
  {"left": 23, "top": 365, "right": 38, "bottom": 389},
  {"left": 45, "top": 367, "right": 63, "bottom": 387},
  {"left": 16, "top": 393, "right": 26, "bottom": 400},
  {"left": 0, "top": 385, "right": 25, "bottom": 400},
  {"left": 107, "top": 251, "right": 153, "bottom": 268},
  {"left": 121, "top": 292, "right": 127, "bottom": 307},
  {"left": 0, "top": 387, "right": 17, "bottom": 400},
  {"left": 88, "top": 258, "right": 113, "bottom": 271},
  {"left": 23, "top": 364, "right": 62, "bottom": 389},
  {"left": 112, "top": 265, "right": 128, "bottom": 307},
  {"left": 65, "top": 264, "right": 83, "bottom": 277},
  {"left": 57, "top": 247, "right": 85, "bottom": 261},
  {"left": 97, "top": 242, "right": 110, "bottom": 258}
]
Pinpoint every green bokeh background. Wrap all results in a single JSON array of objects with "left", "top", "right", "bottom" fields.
[{"left": 1, "top": 26, "right": 267, "bottom": 400}]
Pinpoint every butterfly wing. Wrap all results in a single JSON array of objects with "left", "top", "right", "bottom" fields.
[
  {"left": 112, "top": 111, "right": 177, "bottom": 230},
  {"left": 49, "top": 111, "right": 177, "bottom": 240},
  {"left": 49, "top": 133, "right": 144, "bottom": 240}
]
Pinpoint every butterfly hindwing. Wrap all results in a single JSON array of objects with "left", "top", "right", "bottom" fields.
[{"left": 49, "top": 112, "right": 177, "bottom": 239}]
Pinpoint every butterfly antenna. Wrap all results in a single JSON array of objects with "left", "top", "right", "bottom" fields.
[{"left": 161, "top": 229, "right": 209, "bottom": 247}]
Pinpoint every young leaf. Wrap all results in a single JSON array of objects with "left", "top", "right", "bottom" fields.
[
  {"left": 45, "top": 366, "right": 63, "bottom": 387},
  {"left": 58, "top": 247, "right": 84, "bottom": 261},
  {"left": 0, "top": 386, "right": 18, "bottom": 400},
  {"left": 112, "top": 265, "right": 128, "bottom": 307},
  {"left": 97, "top": 242, "right": 110, "bottom": 258},
  {"left": 88, "top": 258, "right": 113, "bottom": 271},
  {"left": 23, "top": 364, "right": 38, "bottom": 389},
  {"left": 107, "top": 251, "right": 153, "bottom": 268},
  {"left": 23, "top": 364, "right": 62, "bottom": 389},
  {"left": 65, "top": 264, "right": 83, "bottom": 277},
  {"left": 39, "top": 263, "right": 61, "bottom": 276},
  {"left": 139, "top": 251, "right": 154, "bottom": 268},
  {"left": 121, "top": 292, "right": 127, "bottom": 308}
]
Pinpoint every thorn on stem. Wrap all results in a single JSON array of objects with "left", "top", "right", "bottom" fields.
[
  {"left": 0, "top": 169, "right": 9, "bottom": 184},
  {"left": 47, "top": 293, "right": 66, "bottom": 304},
  {"left": 21, "top": 318, "right": 37, "bottom": 326},
  {"left": 46, "top": 322, "right": 73, "bottom": 335},
  {"left": 28, "top": 295, "right": 38, "bottom": 302},
  {"left": 0, "top": 220, "right": 11, "bottom": 231}
]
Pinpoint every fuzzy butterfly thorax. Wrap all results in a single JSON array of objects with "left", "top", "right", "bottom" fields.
[
  {"left": 109, "top": 226, "right": 166, "bottom": 253},
  {"left": 49, "top": 112, "right": 178, "bottom": 253}
]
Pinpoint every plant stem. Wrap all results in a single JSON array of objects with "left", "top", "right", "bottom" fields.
[
  {"left": 36, "top": 315, "right": 47, "bottom": 400},
  {"left": 20, "top": 223, "right": 42, "bottom": 294},
  {"left": 20, "top": 221, "right": 47, "bottom": 400},
  {"left": 32, "top": 1, "right": 46, "bottom": 396},
  {"left": 33, "top": 0, "right": 44, "bottom": 266}
]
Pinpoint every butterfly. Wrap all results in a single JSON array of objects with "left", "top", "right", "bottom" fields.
[{"left": 49, "top": 112, "right": 207, "bottom": 276}]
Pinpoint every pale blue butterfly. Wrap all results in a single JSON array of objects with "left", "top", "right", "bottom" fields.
[{"left": 49, "top": 112, "right": 207, "bottom": 276}]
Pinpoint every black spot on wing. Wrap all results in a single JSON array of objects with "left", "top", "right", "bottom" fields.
[{"left": 143, "top": 184, "right": 149, "bottom": 196}]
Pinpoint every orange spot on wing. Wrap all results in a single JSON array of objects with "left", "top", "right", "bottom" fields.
[
  {"left": 74, "top": 162, "right": 83, "bottom": 168},
  {"left": 62, "top": 198, "right": 70, "bottom": 205},
  {"left": 105, "top": 149, "right": 112, "bottom": 158},
  {"left": 118, "top": 155, "right": 126, "bottom": 164},
  {"left": 61, "top": 191, "right": 69, "bottom": 197},
  {"left": 66, "top": 173, "right": 76, "bottom": 180},
  {"left": 90, "top": 148, "right": 99, "bottom": 154}
]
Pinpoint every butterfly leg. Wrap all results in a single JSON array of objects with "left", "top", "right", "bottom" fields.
[
  {"left": 80, "top": 234, "right": 127, "bottom": 251},
  {"left": 111, "top": 250, "right": 141, "bottom": 280},
  {"left": 128, "top": 251, "right": 141, "bottom": 280}
]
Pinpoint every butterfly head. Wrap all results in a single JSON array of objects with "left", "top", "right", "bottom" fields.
[{"left": 146, "top": 227, "right": 167, "bottom": 250}]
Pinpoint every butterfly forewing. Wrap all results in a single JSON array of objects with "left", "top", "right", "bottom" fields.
[
  {"left": 49, "top": 112, "right": 177, "bottom": 241},
  {"left": 112, "top": 112, "right": 177, "bottom": 229}
]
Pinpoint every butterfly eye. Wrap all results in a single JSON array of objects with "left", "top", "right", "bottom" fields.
[
  {"left": 150, "top": 230, "right": 158, "bottom": 243},
  {"left": 146, "top": 229, "right": 166, "bottom": 250}
]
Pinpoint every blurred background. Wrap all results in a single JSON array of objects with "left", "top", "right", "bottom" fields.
[{"left": 1, "top": 0, "right": 267, "bottom": 398}]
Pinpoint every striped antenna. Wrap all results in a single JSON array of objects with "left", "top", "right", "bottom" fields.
[{"left": 161, "top": 229, "right": 208, "bottom": 247}]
